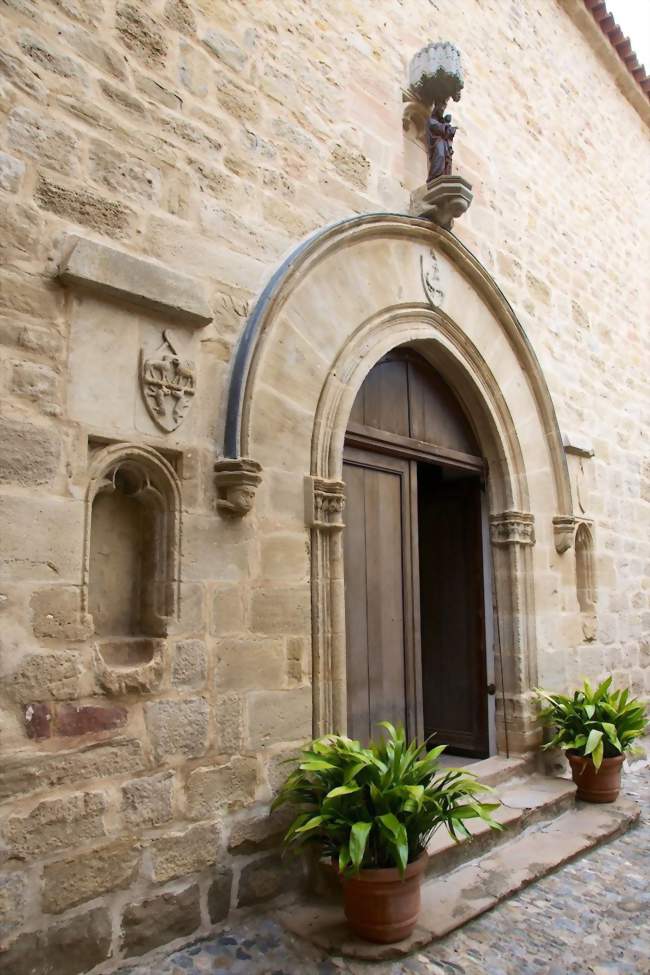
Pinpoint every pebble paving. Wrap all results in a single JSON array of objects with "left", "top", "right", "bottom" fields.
[{"left": 124, "top": 767, "right": 649, "bottom": 975}]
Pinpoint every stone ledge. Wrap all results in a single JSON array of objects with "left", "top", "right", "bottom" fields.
[
  {"left": 279, "top": 796, "right": 639, "bottom": 960},
  {"left": 57, "top": 235, "right": 212, "bottom": 327}
]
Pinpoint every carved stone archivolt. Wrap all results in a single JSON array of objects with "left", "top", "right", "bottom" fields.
[
  {"left": 140, "top": 329, "right": 196, "bottom": 433},
  {"left": 490, "top": 511, "right": 536, "bottom": 546},
  {"left": 306, "top": 476, "right": 345, "bottom": 531},
  {"left": 214, "top": 457, "right": 263, "bottom": 516}
]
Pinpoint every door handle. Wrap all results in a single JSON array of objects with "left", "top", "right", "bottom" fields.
[{"left": 487, "top": 683, "right": 496, "bottom": 695}]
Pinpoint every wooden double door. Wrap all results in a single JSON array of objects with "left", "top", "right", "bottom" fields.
[{"left": 343, "top": 351, "right": 491, "bottom": 756}]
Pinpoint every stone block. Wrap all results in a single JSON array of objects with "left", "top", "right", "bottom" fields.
[
  {"left": 211, "top": 586, "right": 246, "bottom": 635},
  {"left": 0, "top": 203, "right": 43, "bottom": 262},
  {"left": 264, "top": 745, "right": 303, "bottom": 796},
  {"left": 0, "top": 151, "right": 25, "bottom": 192},
  {"left": 247, "top": 687, "right": 312, "bottom": 750},
  {"left": 0, "top": 738, "right": 146, "bottom": 802},
  {"left": 144, "top": 698, "right": 209, "bottom": 762},
  {"left": 237, "top": 852, "right": 304, "bottom": 907},
  {"left": 251, "top": 587, "right": 311, "bottom": 636},
  {"left": 0, "top": 870, "right": 26, "bottom": 941},
  {"left": 8, "top": 650, "right": 81, "bottom": 704},
  {"left": 186, "top": 758, "right": 258, "bottom": 819},
  {"left": 171, "top": 639, "right": 208, "bottom": 689},
  {"left": 116, "top": 3, "right": 168, "bottom": 66},
  {"left": 54, "top": 704, "right": 128, "bottom": 737},
  {"left": 4, "top": 791, "right": 107, "bottom": 860},
  {"left": 10, "top": 361, "right": 61, "bottom": 413},
  {"left": 88, "top": 141, "right": 160, "bottom": 202},
  {"left": 0, "top": 495, "right": 82, "bottom": 583},
  {"left": 227, "top": 806, "right": 293, "bottom": 855},
  {"left": 149, "top": 823, "right": 220, "bottom": 883},
  {"left": 43, "top": 840, "right": 140, "bottom": 913},
  {"left": 24, "top": 702, "right": 53, "bottom": 740},
  {"left": 330, "top": 143, "right": 370, "bottom": 190},
  {"left": 260, "top": 533, "right": 309, "bottom": 580},
  {"left": 164, "top": 0, "right": 196, "bottom": 34},
  {"left": 207, "top": 867, "right": 233, "bottom": 923},
  {"left": 58, "top": 235, "right": 211, "bottom": 326},
  {"left": 35, "top": 176, "right": 136, "bottom": 239},
  {"left": 0, "top": 907, "right": 112, "bottom": 975},
  {"left": 0, "top": 417, "right": 60, "bottom": 486},
  {"left": 121, "top": 771, "right": 175, "bottom": 828},
  {"left": 214, "top": 637, "right": 285, "bottom": 691},
  {"left": 30, "top": 586, "right": 92, "bottom": 641},
  {"left": 7, "top": 107, "right": 82, "bottom": 176},
  {"left": 18, "top": 29, "right": 88, "bottom": 83},
  {"left": 201, "top": 30, "right": 248, "bottom": 71},
  {"left": 214, "top": 692, "right": 246, "bottom": 754},
  {"left": 121, "top": 884, "right": 201, "bottom": 957}
]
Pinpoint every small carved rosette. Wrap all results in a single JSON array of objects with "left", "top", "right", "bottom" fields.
[{"left": 140, "top": 330, "right": 196, "bottom": 433}]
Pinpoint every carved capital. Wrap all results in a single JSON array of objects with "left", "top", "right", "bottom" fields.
[
  {"left": 552, "top": 515, "right": 577, "bottom": 554},
  {"left": 305, "top": 476, "right": 346, "bottom": 531},
  {"left": 490, "top": 511, "right": 535, "bottom": 546},
  {"left": 215, "top": 457, "right": 262, "bottom": 516}
]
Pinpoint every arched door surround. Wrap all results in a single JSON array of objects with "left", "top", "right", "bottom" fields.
[{"left": 220, "top": 213, "right": 574, "bottom": 754}]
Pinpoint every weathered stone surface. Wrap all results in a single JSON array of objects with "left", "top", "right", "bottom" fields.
[
  {"left": 247, "top": 688, "right": 312, "bottom": 750},
  {"left": 116, "top": 3, "right": 167, "bottom": 65},
  {"left": 186, "top": 758, "right": 258, "bottom": 819},
  {"left": 0, "top": 907, "right": 112, "bottom": 975},
  {"left": 0, "top": 151, "right": 25, "bottom": 192},
  {"left": 4, "top": 791, "right": 107, "bottom": 860},
  {"left": 207, "top": 867, "right": 233, "bottom": 923},
  {"left": 7, "top": 106, "right": 81, "bottom": 175},
  {"left": 211, "top": 586, "right": 246, "bottom": 635},
  {"left": 54, "top": 703, "right": 128, "bottom": 737},
  {"left": 251, "top": 588, "right": 311, "bottom": 635},
  {"left": 43, "top": 839, "right": 140, "bottom": 913},
  {"left": 227, "top": 806, "right": 293, "bottom": 854},
  {"left": 201, "top": 30, "right": 247, "bottom": 70},
  {"left": 149, "top": 823, "right": 219, "bottom": 882},
  {"left": 0, "top": 738, "right": 146, "bottom": 802},
  {"left": 88, "top": 141, "right": 159, "bottom": 201},
  {"left": 121, "top": 884, "right": 201, "bottom": 957},
  {"left": 121, "top": 771, "right": 175, "bottom": 828},
  {"left": 214, "top": 692, "right": 246, "bottom": 754},
  {"left": 30, "top": 586, "right": 92, "bottom": 641},
  {"left": 171, "top": 639, "right": 208, "bottom": 689},
  {"left": 24, "top": 702, "right": 53, "bottom": 740},
  {"left": 10, "top": 361, "right": 61, "bottom": 413},
  {"left": 238, "top": 852, "right": 304, "bottom": 908},
  {"left": 214, "top": 637, "right": 285, "bottom": 690},
  {"left": 0, "top": 870, "right": 26, "bottom": 941},
  {"left": 58, "top": 235, "right": 212, "bottom": 325},
  {"left": 18, "top": 29, "right": 88, "bottom": 83},
  {"left": 0, "top": 417, "right": 60, "bottom": 486},
  {"left": 0, "top": 496, "right": 78, "bottom": 585},
  {"left": 144, "top": 698, "right": 209, "bottom": 762},
  {"left": 8, "top": 650, "right": 81, "bottom": 704},
  {"left": 35, "top": 175, "right": 136, "bottom": 238}
]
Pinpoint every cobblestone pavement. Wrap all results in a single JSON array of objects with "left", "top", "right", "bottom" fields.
[{"left": 125, "top": 767, "right": 649, "bottom": 975}]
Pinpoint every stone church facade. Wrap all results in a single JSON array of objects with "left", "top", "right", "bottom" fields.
[{"left": 0, "top": 0, "right": 648, "bottom": 971}]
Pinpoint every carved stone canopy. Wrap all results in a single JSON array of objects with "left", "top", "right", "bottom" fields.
[
  {"left": 215, "top": 457, "right": 263, "bottom": 516},
  {"left": 408, "top": 41, "right": 464, "bottom": 110}
]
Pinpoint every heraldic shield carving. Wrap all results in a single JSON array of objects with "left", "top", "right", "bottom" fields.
[{"left": 140, "top": 330, "right": 197, "bottom": 432}]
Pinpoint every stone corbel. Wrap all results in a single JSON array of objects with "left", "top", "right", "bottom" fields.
[
  {"left": 215, "top": 458, "right": 262, "bottom": 516},
  {"left": 489, "top": 511, "right": 535, "bottom": 546},
  {"left": 305, "top": 476, "right": 346, "bottom": 531},
  {"left": 552, "top": 515, "right": 577, "bottom": 554}
]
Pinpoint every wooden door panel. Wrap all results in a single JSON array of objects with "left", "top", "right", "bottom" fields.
[{"left": 343, "top": 448, "right": 416, "bottom": 743}]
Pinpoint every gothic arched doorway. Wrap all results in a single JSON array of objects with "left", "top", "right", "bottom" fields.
[{"left": 343, "top": 349, "right": 493, "bottom": 756}]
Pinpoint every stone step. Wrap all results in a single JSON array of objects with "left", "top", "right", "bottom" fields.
[
  {"left": 424, "top": 772, "right": 577, "bottom": 879},
  {"left": 280, "top": 794, "right": 640, "bottom": 961}
]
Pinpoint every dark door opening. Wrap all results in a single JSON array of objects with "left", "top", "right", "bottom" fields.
[{"left": 342, "top": 349, "right": 492, "bottom": 755}]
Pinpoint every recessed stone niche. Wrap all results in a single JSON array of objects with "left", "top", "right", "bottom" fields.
[{"left": 84, "top": 442, "right": 182, "bottom": 694}]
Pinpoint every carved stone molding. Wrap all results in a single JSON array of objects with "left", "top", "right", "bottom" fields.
[
  {"left": 305, "top": 476, "right": 346, "bottom": 531},
  {"left": 490, "top": 511, "right": 536, "bottom": 546},
  {"left": 410, "top": 175, "right": 473, "bottom": 230},
  {"left": 215, "top": 457, "right": 262, "bottom": 516},
  {"left": 552, "top": 515, "right": 577, "bottom": 554}
]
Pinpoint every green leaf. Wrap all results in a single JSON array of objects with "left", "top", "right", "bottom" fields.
[
  {"left": 378, "top": 813, "right": 408, "bottom": 874},
  {"left": 325, "top": 784, "right": 361, "bottom": 799},
  {"left": 584, "top": 728, "right": 603, "bottom": 756},
  {"left": 295, "top": 815, "right": 325, "bottom": 834},
  {"left": 338, "top": 843, "right": 350, "bottom": 873},
  {"left": 584, "top": 704, "right": 595, "bottom": 719},
  {"left": 592, "top": 738, "right": 604, "bottom": 770},
  {"left": 349, "top": 821, "right": 372, "bottom": 871}
]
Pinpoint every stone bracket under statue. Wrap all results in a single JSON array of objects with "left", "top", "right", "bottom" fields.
[{"left": 405, "top": 41, "right": 474, "bottom": 230}]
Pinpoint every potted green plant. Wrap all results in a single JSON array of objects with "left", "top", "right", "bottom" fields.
[
  {"left": 272, "top": 722, "right": 502, "bottom": 944},
  {"left": 537, "top": 677, "right": 647, "bottom": 803}
]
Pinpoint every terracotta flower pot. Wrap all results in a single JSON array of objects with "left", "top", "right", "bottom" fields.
[
  {"left": 567, "top": 751, "right": 624, "bottom": 803},
  {"left": 340, "top": 853, "right": 427, "bottom": 943}
]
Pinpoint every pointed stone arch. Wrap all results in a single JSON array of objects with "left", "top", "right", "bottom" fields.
[{"left": 221, "top": 213, "right": 573, "bottom": 753}]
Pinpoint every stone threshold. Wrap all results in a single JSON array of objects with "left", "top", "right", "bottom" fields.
[{"left": 278, "top": 780, "right": 640, "bottom": 961}]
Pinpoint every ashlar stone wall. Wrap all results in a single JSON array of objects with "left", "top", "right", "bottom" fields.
[{"left": 0, "top": 0, "right": 648, "bottom": 971}]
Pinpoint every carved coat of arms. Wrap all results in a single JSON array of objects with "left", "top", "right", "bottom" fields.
[{"left": 140, "top": 330, "right": 196, "bottom": 432}]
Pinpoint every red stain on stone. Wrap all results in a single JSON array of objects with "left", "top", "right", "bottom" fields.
[
  {"left": 24, "top": 702, "right": 53, "bottom": 739},
  {"left": 55, "top": 704, "right": 128, "bottom": 736}
]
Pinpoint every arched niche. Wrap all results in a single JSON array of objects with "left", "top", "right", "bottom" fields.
[
  {"left": 221, "top": 213, "right": 574, "bottom": 753},
  {"left": 83, "top": 442, "right": 182, "bottom": 694}
]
